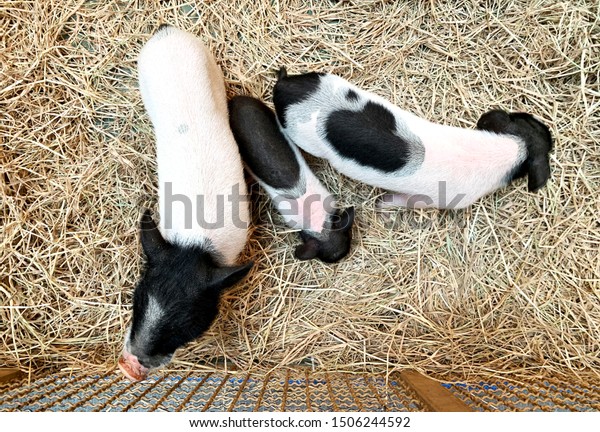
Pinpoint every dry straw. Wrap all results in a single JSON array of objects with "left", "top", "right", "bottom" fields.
[{"left": 1, "top": 0, "right": 599, "bottom": 383}]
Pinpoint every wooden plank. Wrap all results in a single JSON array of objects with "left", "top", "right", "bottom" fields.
[
  {"left": 0, "top": 368, "right": 23, "bottom": 384},
  {"left": 400, "top": 370, "right": 472, "bottom": 412}
]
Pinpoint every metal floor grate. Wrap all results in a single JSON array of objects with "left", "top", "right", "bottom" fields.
[
  {"left": 0, "top": 370, "right": 424, "bottom": 412},
  {"left": 444, "top": 378, "right": 600, "bottom": 412},
  {"left": 1, "top": 370, "right": 599, "bottom": 412}
]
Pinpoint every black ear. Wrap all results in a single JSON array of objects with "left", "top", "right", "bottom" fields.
[
  {"left": 210, "top": 261, "right": 254, "bottom": 291},
  {"left": 140, "top": 209, "right": 168, "bottom": 260},
  {"left": 156, "top": 24, "right": 170, "bottom": 33},
  {"left": 277, "top": 66, "right": 288, "bottom": 80},
  {"left": 476, "top": 110, "right": 510, "bottom": 133},
  {"left": 527, "top": 157, "right": 551, "bottom": 192},
  {"left": 294, "top": 237, "right": 321, "bottom": 261},
  {"left": 336, "top": 206, "right": 355, "bottom": 232}
]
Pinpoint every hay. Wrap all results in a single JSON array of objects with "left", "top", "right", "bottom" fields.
[{"left": 1, "top": 0, "right": 599, "bottom": 382}]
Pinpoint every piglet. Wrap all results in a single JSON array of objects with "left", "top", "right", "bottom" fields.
[
  {"left": 273, "top": 68, "right": 553, "bottom": 209},
  {"left": 119, "top": 25, "right": 253, "bottom": 382},
  {"left": 229, "top": 96, "right": 354, "bottom": 263}
]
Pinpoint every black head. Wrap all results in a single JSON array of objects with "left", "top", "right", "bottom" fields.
[
  {"left": 273, "top": 67, "right": 325, "bottom": 128},
  {"left": 477, "top": 109, "right": 553, "bottom": 192},
  {"left": 294, "top": 206, "right": 355, "bottom": 263},
  {"left": 125, "top": 210, "right": 253, "bottom": 370}
]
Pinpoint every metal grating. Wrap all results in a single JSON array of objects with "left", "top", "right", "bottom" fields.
[
  {"left": 0, "top": 370, "right": 425, "bottom": 412},
  {"left": 444, "top": 378, "right": 600, "bottom": 412},
  {"left": 2, "top": 370, "right": 599, "bottom": 412}
]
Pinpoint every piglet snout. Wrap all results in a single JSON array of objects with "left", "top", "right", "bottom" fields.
[{"left": 118, "top": 350, "right": 149, "bottom": 382}]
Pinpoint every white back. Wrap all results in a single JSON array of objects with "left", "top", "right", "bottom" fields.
[{"left": 138, "top": 27, "right": 249, "bottom": 264}]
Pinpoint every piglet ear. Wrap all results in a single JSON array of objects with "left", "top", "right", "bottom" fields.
[
  {"left": 210, "top": 261, "right": 254, "bottom": 291},
  {"left": 527, "top": 157, "right": 551, "bottom": 192},
  {"left": 140, "top": 209, "right": 168, "bottom": 260},
  {"left": 337, "top": 206, "right": 355, "bottom": 232},
  {"left": 277, "top": 66, "right": 288, "bottom": 80},
  {"left": 476, "top": 110, "right": 510, "bottom": 133},
  {"left": 294, "top": 238, "right": 320, "bottom": 261}
]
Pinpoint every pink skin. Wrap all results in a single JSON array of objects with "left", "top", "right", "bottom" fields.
[
  {"left": 118, "top": 349, "right": 149, "bottom": 382},
  {"left": 269, "top": 162, "right": 333, "bottom": 234},
  {"left": 293, "top": 177, "right": 329, "bottom": 233}
]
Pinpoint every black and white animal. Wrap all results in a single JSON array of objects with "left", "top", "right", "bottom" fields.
[
  {"left": 119, "top": 26, "right": 253, "bottom": 382},
  {"left": 273, "top": 68, "right": 553, "bottom": 209},
  {"left": 229, "top": 96, "right": 354, "bottom": 263}
]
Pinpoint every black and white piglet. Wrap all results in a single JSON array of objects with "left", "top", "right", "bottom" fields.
[
  {"left": 229, "top": 96, "right": 354, "bottom": 263},
  {"left": 273, "top": 68, "right": 553, "bottom": 209},
  {"left": 119, "top": 26, "right": 253, "bottom": 381}
]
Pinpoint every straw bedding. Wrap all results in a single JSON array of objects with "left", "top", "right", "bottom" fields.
[{"left": 1, "top": 0, "right": 599, "bottom": 382}]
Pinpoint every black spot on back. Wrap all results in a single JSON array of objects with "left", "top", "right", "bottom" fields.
[
  {"left": 325, "top": 102, "right": 418, "bottom": 173},
  {"left": 346, "top": 89, "right": 359, "bottom": 101},
  {"left": 229, "top": 96, "right": 301, "bottom": 190},
  {"left": 273, "top": 71, "right": 324, "bottom": 128}
]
